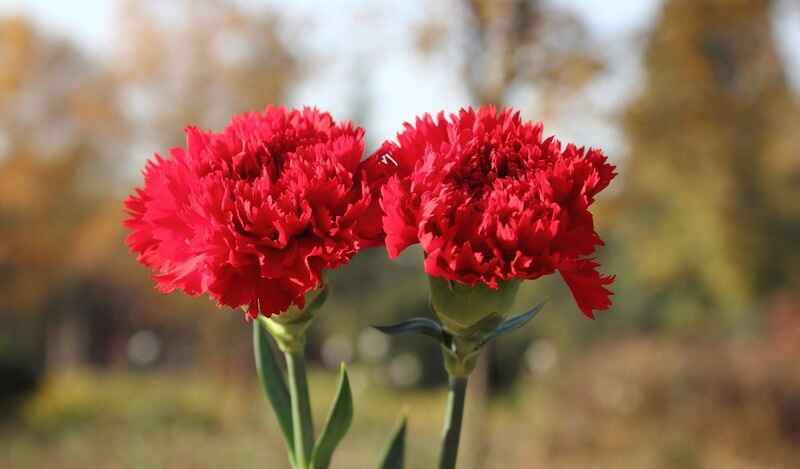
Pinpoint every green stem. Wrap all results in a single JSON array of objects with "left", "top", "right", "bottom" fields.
[
  {"left": 285, "top": 348, "right": 315, "bottom": 469},
  {"left": 438, "top": 376, "right": 468, "bottom": 469}
]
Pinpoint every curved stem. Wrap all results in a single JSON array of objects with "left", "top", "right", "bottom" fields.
[
  {"left": 285, "top": 349, "right": 315, "bottom": 468},
  {"left": 438, "top": 376, "right": 468, "bottom": 469}
]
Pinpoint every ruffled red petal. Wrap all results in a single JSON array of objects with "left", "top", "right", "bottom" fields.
[
  {"left": 124, "top": 106, "right": 391, "bottom": 318},
  {"left": 379, "top": 106, "right": 616, "bottom": 317},
  {"left": 558, "top": 258, "right": 615, "bottom": 319}
]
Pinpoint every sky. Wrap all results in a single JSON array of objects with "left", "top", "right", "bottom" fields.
[
  {"left": 1, "top": 0, "right": 798, "bottom": 155},
  {"left": 0, "top": 0, "right": 663, "bottom": 50}
]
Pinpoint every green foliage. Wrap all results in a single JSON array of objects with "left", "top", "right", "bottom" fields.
[
  {"left": 253, "top": 321, "right": 295, "bottom": 464},
  {"left": 310, "top": 365, "right": 353, "bottom": 469},
  {"left": 614, "top": 0, "right": 800, "bottom": 330},
  {"left": 377, "top": 416, "right": 407, "bottom": 469}
]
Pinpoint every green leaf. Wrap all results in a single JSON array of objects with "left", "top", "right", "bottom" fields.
[
  {"left": 373, "top": 317, "right": 446, "bottom": 344},
  {"left": 310, "top": 364, "right": 354, "bottom": 469},
  {"left": 253, "top": 320, "right": 295, "bottom": 466},
  {"left": 479, "top": 301, "right": 546, "bottom": 347},
  {"left": 377, "top": 415, "right": 407, "bottom": 469}
]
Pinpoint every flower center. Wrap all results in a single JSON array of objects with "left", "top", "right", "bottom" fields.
[{"left": 449, "top": 143, "right": 522, "bottom": 194}]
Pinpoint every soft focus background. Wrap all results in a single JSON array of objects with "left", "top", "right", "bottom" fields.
[{"left": 2, "top": 0, "right": 800, "bottom": 468}]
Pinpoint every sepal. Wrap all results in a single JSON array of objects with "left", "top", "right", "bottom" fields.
[
  {"left": 372, "top": 317, "right": 445, "bottom": 343},
  {"left": 477, "top": 301, "right": 546, "bottom": 348},
  {"left": 374, "top": 301, "right": 546, "bottom": 377}
]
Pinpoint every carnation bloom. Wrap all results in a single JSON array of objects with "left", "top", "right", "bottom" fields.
[
  {"left": 125, "top": 106, "right": 389, "bottom": 319},
  {"left": 376, "top": 106, "right": 617, "bottom": 318}
]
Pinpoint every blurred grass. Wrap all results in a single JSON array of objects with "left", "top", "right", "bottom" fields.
[
  {"left": 3, "top": 337, "right": 799, "bottom": 469},
  {"left": 3, "top": 367, "right": 445, "bottom": 469}
]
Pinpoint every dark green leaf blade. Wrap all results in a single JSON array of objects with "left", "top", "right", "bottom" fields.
[
  {"left": 479, "top": 301, "right": 546, "bottom": 347},
  {"left": 310, "top": 364, "right": 354, "bottom": 469},
  {"left": 377, "top": 415, "right": 407, "bottom": 469},
  {"left": 373, "top": 318, "right": 445, "bottom": 343},
  {"left": 253, "top": 319, "right": 295, "bottom": 464}
]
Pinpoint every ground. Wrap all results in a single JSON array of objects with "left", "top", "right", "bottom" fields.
[{"left": 2, "top": 338, "right": 799, "bottom": 469}]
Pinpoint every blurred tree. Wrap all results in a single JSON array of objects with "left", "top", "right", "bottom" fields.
[
  {"left": 615, "top": 0, "right": 800, "bottom": 331},
  {"left": 0, "top": 16, "right": 124, "bottom": 402},
  {"left": 115, "top": 0, "right": 297, "bottom": 147},
  {"left": 0, "top": 0, "right": 299, "bottom": 384},
  {"left": 460, "top": 0, "right": 603, "bottom": 111},
  {"left": 415, "top": 0, "right": 603, "bottom": 110},
  {"left": 0, "top": 16, "right": 122, "bottom": 321}
]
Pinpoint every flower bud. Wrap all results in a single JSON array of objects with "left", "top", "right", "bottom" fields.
[{"left": 428, "top": 276, "right": 521, "bottom": 338}]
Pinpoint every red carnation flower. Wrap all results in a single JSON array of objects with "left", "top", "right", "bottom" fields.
[
  {"left": 376, "top": 106, "right": 617, "bottom": 318},
  {"left": 125, "top": 106, "right": 388, "bottom": 319}
]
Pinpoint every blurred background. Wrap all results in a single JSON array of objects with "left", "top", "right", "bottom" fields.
[{"left": 1, "top": 0, "right": 800, "bottom": 468}]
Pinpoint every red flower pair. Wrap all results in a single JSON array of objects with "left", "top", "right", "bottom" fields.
[{"left": 125, "top": 106, "right": 616, "bottom": 319}]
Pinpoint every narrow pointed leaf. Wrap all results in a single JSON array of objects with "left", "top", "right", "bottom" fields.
[
  {"left": 479, "top": 301, "right": 546, "bottom": 347},
  {"left": 373, "top": 317, "right": 445, "bottom": 343},
  {"left": 253, "top": 320, "right": 295, "bottom": 464},
  {"left": 310, "top": 364, "right": 354, "bottom": 469},
  {"left": 377, "top": 415, "right": 407, "bottom": 469}
]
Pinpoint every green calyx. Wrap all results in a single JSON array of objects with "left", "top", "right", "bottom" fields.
[
  {"left": 262, "top": 315, "right": 312, "bottom": 354},
  {"left": 429, "top": 276, "right": 521, "bottom": 338},
  {"left": 258, "top": 285, "right": 328, "bottom": 354},
  {"left": 441, "top": 335, "right": 482, "bottom": 378},
  {"left": 375, "top": 278, "right": 544, "bottom": 378}
]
